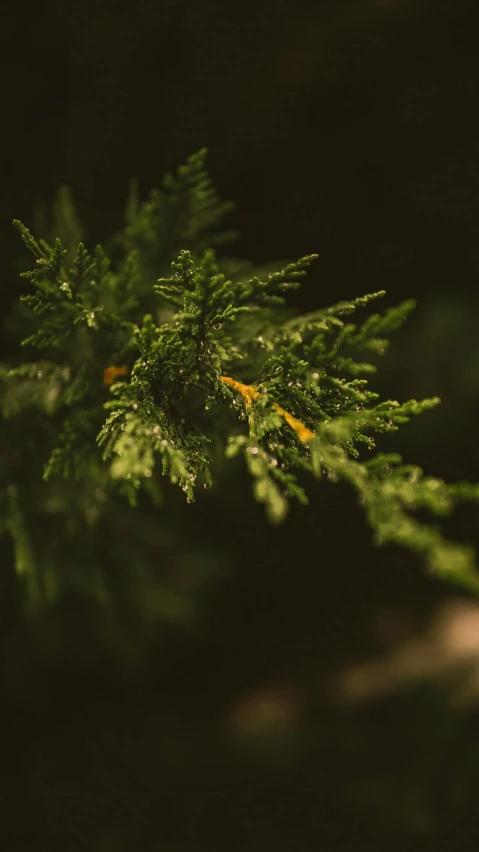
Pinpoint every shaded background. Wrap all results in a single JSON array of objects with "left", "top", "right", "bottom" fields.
[{"left": 3, "top": 0, "right": 479, "bottom": 848}]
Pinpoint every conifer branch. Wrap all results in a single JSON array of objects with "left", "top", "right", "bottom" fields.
[{"left": 3, "top": 148, "right": 479, "bottom": 603}]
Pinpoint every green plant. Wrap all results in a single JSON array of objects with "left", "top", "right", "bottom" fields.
[{"left": 2, "top": 148, "right": 479, "bottom": 611}]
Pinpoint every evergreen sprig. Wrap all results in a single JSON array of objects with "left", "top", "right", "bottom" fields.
[
  {"left": 117, "top": 147, "right": 239, "bottom": 291},
  {"left": 2, "top": 148, "right": 479, "bottom": 606}
]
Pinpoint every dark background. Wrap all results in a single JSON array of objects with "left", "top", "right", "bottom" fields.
[{"left": 3, "top": 0, "right": 479, "bottom": 849}]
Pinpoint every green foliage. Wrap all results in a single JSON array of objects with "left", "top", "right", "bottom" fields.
[
  {"left": 112, "top": 146, "right": 239, "bottom": 291},
  {"left": 32, "top": 184, "right": 85, "bottom": 268},
  {"left": 2, "top": 148, "right": 479, "bottom": 609}
]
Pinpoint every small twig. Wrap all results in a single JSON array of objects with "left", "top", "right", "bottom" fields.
[
  {"left": 220, "top": 375, "right": 315, "bottom": 443},
  {"left": 103, "top": 365, "right": 128, "bottom": 385}
]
